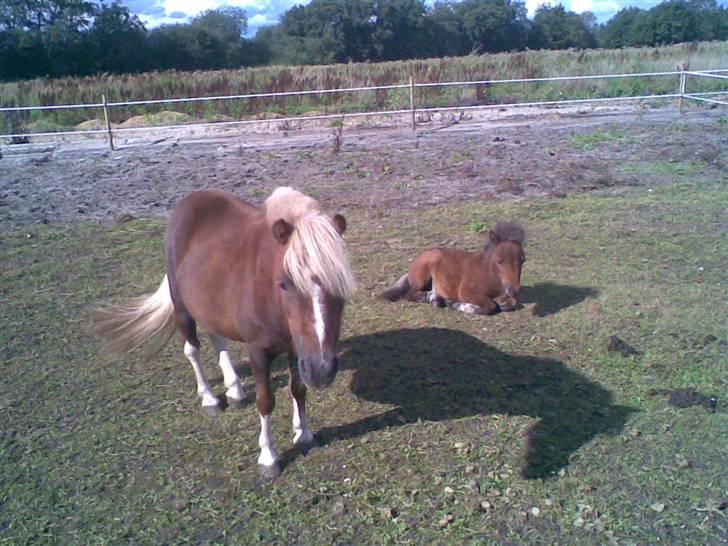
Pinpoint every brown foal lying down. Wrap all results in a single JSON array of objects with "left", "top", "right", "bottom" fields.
[{"left": 380, "top": 222, "right": 526, "bottom": 315}]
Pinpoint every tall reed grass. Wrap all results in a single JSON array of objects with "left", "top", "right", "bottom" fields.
[{"left": 1, "top": 41, "right": 725, "bottom": 135}]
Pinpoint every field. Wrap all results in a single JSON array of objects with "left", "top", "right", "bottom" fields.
[
  {"left": 1, "top": 40, "right": 727, "bottom": 135},
  {"left": 1, "top": 107, "right": 727, "bottom": 544}
]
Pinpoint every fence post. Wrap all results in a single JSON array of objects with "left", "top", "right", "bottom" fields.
[
  {"left": 102, "top": 93, "right": 115, "bottom": 150},
  {"left": 678, "top": 62, "right": 688, "bottom": 115},
  {"left": 409, "top": 76, "right": 416, "bottom": 131}
]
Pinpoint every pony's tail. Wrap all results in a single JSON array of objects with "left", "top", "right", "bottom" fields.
[
  {"left": 379, "top": 274, "right": 410, "bottom": 302},
  {"left": 91, "top": 275, "right": 177, "bottom": 355}
]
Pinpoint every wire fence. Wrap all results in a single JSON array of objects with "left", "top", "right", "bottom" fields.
[{"left": 1, "top": 67, "right": 726, "bottom": 148}]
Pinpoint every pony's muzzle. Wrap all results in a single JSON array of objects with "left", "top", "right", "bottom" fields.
[
  {"left": 298, "top": 355, "right": 338, "bottom": 388},
  {"left": 504, "top": 284, "right": 521, "bottom": 298}
]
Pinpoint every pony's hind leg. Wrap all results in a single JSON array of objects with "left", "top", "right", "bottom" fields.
[
  {"left": 209, "top": 334, "right": 245, "bottom": 409},
  {"left": 288, "top": 353, "right": 317, "bottom": 453},
  {"left": 177, "top": 312, "right": 221, "bottom": 415}
]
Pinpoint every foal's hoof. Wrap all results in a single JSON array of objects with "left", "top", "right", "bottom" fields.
[
  {"left": 258, "top": 462, "right": 282, "bottom": 479},
  {"left": 226, "top": 395, "right": 245, "bottom": 410},
  {"left": 296, "top": 438, "right": 320, "bottom": 455},
  {"left": 203, "top": 404, "right": 223, "bottom": 417}
]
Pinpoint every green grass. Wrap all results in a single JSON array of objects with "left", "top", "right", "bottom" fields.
[
  {"left": 569, "top": 130, "right": 635, "bottom": 151},
  {"left": 1, "top": 180, "right": 727, "bottom": 544}
]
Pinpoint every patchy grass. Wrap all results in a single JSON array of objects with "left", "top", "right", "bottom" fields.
[
  {"left": 568, "top": 130, "right": 635, "bottom": 151},
  {"left": 1, "top": 180, "right": 727, "bottom": 544}
]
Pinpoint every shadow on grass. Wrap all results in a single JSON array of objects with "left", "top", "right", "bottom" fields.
[
  {"left": 520, "top": 282, "right": 599, "bottom": 317},
  {"left": 302, "top": 327, "right": 633, "bottom": 479}
]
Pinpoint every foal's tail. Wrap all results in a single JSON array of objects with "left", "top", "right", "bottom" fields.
[
  {"left": 91, "top": 275, "right": 177, "bottom": 355},
  {"left": 379, "top": 274, "right": 411, "bottom": 302}
]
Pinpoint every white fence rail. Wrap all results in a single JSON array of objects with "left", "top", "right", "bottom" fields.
[{"left": 1, "top": 68, "right": 726, "bottom": 148}]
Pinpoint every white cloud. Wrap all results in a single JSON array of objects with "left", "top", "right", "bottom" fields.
[
  {"left": 569, "top": 0, "right": 593, "bottom": 12},
  {"left": 135, "top": 0, "right": 295, "bottom": 31},
  {"left": 526, "top": 0, "right": 552, "bottom": 17}
]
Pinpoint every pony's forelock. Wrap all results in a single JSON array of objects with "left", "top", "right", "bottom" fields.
[
  {"left": 265, "top": 187, "right": 356, "bottom": 298},
  {"left": 484, "top": 221, "right": 526, "bottom": 251}
]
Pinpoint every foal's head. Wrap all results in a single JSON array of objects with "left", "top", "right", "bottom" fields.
[
  {"left": 267, "top": 188, "right": 356, "bottom": 388},
  {"left": 486, "top": 222, "right": 526, "bottom": 305}
]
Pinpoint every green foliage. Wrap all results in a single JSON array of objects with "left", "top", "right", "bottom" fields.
[
  {"left": 1, "top": 0, "right": 726, "bottom": 82},
  {"left": 600, "top": 0, "right": 728, "bottom": 48},
  {"left": 529, "top": 5, "right": 598, "bottom": 50},
  {"left": 1, "top": 41, "right": 725, "bottom": 135}
]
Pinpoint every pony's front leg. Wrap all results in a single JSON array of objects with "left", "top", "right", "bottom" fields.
[
  {"left": 288, "top": 352, "right": 318, "bottom": 454},
  {"left": 209, "top": 335, "right": 245, "bottom": 409},
  {"left": 250, "top": 346, "right": 280, "bottom": 478}
]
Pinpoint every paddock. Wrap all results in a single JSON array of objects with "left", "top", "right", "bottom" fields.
[{"left": 1, "top": 108, "right": 726, "bottom": 544}]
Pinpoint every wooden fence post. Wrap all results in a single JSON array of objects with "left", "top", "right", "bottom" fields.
[
  {"left": 102, "top": 93, "right": 115, "bottom": 150},
  {"left": 678, "top": 62, "right": 688, "bottom": 115},
  {"left": 409, "top": 76, "right": 416, "bottom": 131}
]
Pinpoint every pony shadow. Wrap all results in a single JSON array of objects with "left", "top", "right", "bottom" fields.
[
  {"left": 520, "top": 282, "right": 599, "bottom": 317},
  {"left": 303, "top": 327, "right": 633, "bottom": 479}
]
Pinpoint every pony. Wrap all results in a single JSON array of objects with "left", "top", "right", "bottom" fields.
[
  {"left": 380, "top": 222, "right": 525, "bottom": 315},
  {"left": 92, "top": 187, "right": 356, "bottom": 478}
]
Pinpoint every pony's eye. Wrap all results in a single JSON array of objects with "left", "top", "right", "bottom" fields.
[{"left": 279, "top": 281, "right": 289, "bottom": 291}]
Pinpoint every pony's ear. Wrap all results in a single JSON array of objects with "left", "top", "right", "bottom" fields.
[
  {"left": 332, "top": 214, "right": 347, "bottom": 235},
  {"left": 488, "top": 229, "right": 501, "bottom": 246},
  {"left": 272, "top": 219, "right": 294, "bottom": 245}
]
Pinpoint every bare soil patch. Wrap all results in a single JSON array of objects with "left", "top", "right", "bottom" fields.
[{"left": 1, "top": 106, "right": 725, "bottom": 228}]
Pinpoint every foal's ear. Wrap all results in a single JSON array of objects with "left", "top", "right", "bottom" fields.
[
  {"left": 332, "top": 214, "right": 347, "bottom": 236},
  {"left": 488, "top": 229, "right": 501, "bottom": 246},
  {"left": 272, "top": 219, "right": 294, "bottom": 245}
]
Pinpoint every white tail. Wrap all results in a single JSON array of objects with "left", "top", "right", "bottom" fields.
[{"left": 91, "top": 275, "right": 176, "bottom": 354}]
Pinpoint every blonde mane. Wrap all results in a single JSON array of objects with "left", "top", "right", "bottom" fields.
[{"left": 265, "top": 187, "right": 356, "bottom": 298}]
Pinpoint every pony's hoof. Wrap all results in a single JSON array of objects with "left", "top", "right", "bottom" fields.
[
  {"left": 258, "top": 462, "right": 282, "bottom": 479},
  {"left": 226, "top": 395, "right": 245, "bottom": 410},
  {"left": 296, "top": 438, "right": 320, "bottom": 455},
  {"left": 203, "top": 404, "right": 223, "bottom": 417}
]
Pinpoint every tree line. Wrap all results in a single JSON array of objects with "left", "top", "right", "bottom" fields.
[{"left": 1, "top": 0, "right": 726, "bottom": 81}]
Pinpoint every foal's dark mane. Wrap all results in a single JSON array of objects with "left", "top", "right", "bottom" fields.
[{"left": 483, "top": 221, "right": 526, "bottom": 253}]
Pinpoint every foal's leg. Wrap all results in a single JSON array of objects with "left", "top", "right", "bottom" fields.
[
  {"left": 426, "top": 280, "right": 447, "bottom": 308},
  {"left": 288, "top": 352, "right": 317, "bottom": 453},
  {"left": 209, "top": 334, "right": 245, "bottom": 409},
  {"left": 249, "top": 345, "right": 280, "bottom": 478},
  {"left": 452, "top": 297, "right": 499, "bottom": 315},
  {"left": 178, "top": 313, "right": 221, "bottom": 415}
]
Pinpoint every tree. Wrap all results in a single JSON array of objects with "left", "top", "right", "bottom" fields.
[
  {"left": 276, "top": 0, "right": 376, "bottom": 64},
  {"left": 88, "top": 3, "right": 147, "bottom": 74},
  {"left": 528, "top": 5, "right": 597, "bottom": 50},
  {"left": 454, "top": 0, "right": 528, "bottom": 53},
  {"left": 427, "top": 1, "right": 469, "bottom": 57},
  {"left": 601, "top": 7, "right": 650, "bottom": 47},
  {"left": 371, "top": 0, "right": 431, "bottom": 61}
]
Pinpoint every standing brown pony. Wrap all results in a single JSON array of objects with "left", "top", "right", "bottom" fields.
[
  {"left": 380, "top": 222, "right": 525, "bottom": 315},
  {"left": 92, "top": 187, "right": 356, "bottom": 478}
]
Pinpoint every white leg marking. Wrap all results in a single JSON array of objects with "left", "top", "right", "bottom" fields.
[
  {"left": 292, "top": 397, "right": 314, "bottom": 446},
  {"left": 258, "top": 414, "right": 278, "bottom": 467},
  {"left": 427, "top": 286, "right": 439, "bottom": 303},
  {"left": 454, "top": 302, "right": 480, "bottom": 314},
  {"left": 210, "top": 335, "right": 244, "bottom": 402},
  {"left": 312, "top": 285, "right": 326, "bottom": 350},
  {"left": 183, "top": 341, "right": 218, "bottom": 408}
]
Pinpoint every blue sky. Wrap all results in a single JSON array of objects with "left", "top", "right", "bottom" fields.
[{"left": 118, "top": 0, "right": 704, "bottom": 37}]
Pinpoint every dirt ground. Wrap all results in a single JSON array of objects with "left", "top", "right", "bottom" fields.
[{"left": 1, "top": 105, "right": 726, "bottom": 228}]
